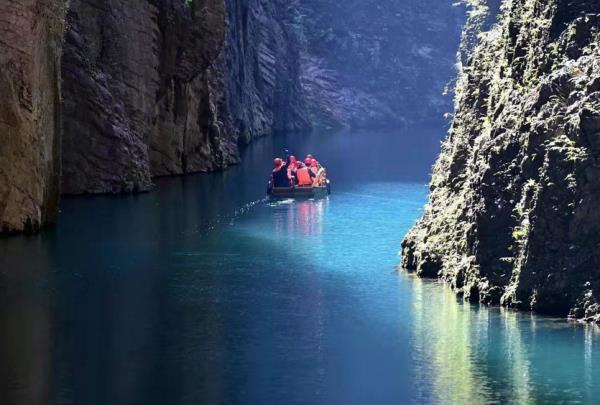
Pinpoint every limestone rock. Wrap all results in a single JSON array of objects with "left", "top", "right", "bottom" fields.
[
  {"left": 61, "top": 0, "right": 240, "bottom": 193},
  {"left": 297, "top": 0, "right": 468, "bottom": 129},
  {"left": 402, "top": 0, "right": 600, "bottom": 322},
  {"left": 0, "top": 0, "right": 66, "bottom": 232},
  {"left": 61, "top": 0, "right": 157, "bottom": 194},
  {"left": 149, "top": 0, "right": 239, "bottom": 176},
  {"left": 225, "top": 0, "right": 311, "bottom": 144}
]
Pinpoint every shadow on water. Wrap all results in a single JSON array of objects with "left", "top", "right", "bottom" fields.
[
  {"left": 0, "top": 236, "right": 56, "bottom": 405},
  {"left": 1, "top": 127, "right": 599, "bottom": 404},
  {"left": 0, "top": 203, "right": 335, "bottom": 404}
]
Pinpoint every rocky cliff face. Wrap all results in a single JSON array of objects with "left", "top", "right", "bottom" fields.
[
  {"left": 0, "top": 0, "right": 312, "bottom": 233},
  {"left": 402, "top": 0, "right": 600, "bottom": 322},
  {"left": 225, "top": 0, "right": 311, "bottom": 144},
  {"left": 60, "top": 0, "right": 310, "bottom": 194},
  {"left": 296, "top": 0, "right": 467, "bottom": 129},
  {"left": 0, "top": 0, "right": 481, "bottom": 234},
  {"left": 61, "top": 0, "right": 238, "bottom": 194},
  {"left": 149, "top": 0, "right": 239, "bottom": 178},
  {"left": 0, "top": 0, "right": 66, "bottom": 233}
]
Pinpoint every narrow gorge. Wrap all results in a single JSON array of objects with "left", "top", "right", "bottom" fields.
[
  {"left": 3, "top": 1, "right": 600, "bottom": 402},
  {"left": 3, "top": 0, "right": 598, "bottom": 324},
  {"left": 0, "top": 0, "right": 464, "bottom": 234},
  {"left": 402, "top": 0, "right": 600, "bottom": 323}
]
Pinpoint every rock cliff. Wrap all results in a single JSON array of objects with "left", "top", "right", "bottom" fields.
[
  {"left": 60, "top": 0, "right": 310, "bottom": 194},
  {"left": 0, "top": 0, "right": 486, "bottom": 234},
  {"left": 402, "top": 0, "right": 600, "bottom": 322},
  {"left": 225, "top": 0, "right": 311, "bottom": 144},
  {"left": 0, "top": 0, "right": 66, "bottom": 233},
  {"left": 0, "top": 0, "right": 312, "bottom": 232},
  {"left": 61, "top": 0, "right": 238, "bottom": 194},
  {"left": 296, "top": 0, "right": 467, "bottom": 129},
  {"left": 150, "top": 0, "right": 239, "bottom": 178}
]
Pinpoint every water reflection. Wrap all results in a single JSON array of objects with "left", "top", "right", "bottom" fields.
[
  {"left": 410, "top": 276, "right": 492, "bottom": 404},
  {"left": 409, "top": 276, "right": 600, "bottom": 403},
  {"left": 584, "top": 325, "right": 594, "bottom": 396},
  {"left": 501, "top": 307, "right": 533, "bottom": 404},
  {"left": 0, "top": 238, "right": 54, "bottom": 404},
  {"left": 272, "top": 198, "right": 328, "bottom": 237},
  {"left": 2, "top": 127, "right": 600, "bottom": 404}
]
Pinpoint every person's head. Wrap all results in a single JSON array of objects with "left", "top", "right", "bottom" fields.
[
  {"left": 306, "top": 154, "right": 313, "bottom": 160},
  {"left": 274, "top": 158, "right": 283, "bottom": 168},
  {"left": 311, "top": 159, "right": 318, "bottom": 168},
  {"left": 304, "top": 158, "right": 312, "bottom": 166},
  {"left": 290, "top": 155, "right": 297, "bottom": 164},
  {"left": 296, "top": 161, "right": 303, "bottom": 169}
]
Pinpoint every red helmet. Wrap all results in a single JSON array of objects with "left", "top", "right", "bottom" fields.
[
  {"left": 311, "top": 159, "right": 318, "bottom": 167},
  {"left": 290, "top": 155, "right": 297, "bottom": 163},
  {"left": 304, "top": 158, "right": 312, "bottom": 165},
  {"left": 274, "top": 158, "right": 283, "bottom": 167}
]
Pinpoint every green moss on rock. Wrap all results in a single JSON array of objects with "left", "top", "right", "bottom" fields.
[{"left": 402, "top": 0, "right": 600, "bottom": 323}]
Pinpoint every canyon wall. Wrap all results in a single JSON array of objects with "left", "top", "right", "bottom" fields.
[
  {"left": 0, "top": 0, "right": 66, "bottom": 233},
  {"left": 402, "top": 0, "right": 600, "bottom": 322},
  {"left": 225, "top": 0, "right": 311, "bottom": 144},
  {"left": 0, "top": 0, "right": 311, "bottom": 231},
  {"left": 61, "top": 0, "right": 239, "bottom": 194},
  {"left": 0, "top": 0, "right": 469, "bottom": 234},
  {"left": 296, "top": 0, "right": 467, "bottom": 129},
  {"left": 60, "top": 0, "right": 310, "bottom": 194}
]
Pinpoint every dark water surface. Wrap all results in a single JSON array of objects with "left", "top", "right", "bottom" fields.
[{"left": 1, "top": 128, "right": 599, "bottom": 404}]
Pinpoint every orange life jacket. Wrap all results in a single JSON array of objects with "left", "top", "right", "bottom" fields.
[{"left": 296, "top": 167, "right": 312, "bottom": 186}]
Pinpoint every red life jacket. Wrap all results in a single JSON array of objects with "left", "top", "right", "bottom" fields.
[{"left": 296, "top": 167, "right": 312, "bottom": 186}]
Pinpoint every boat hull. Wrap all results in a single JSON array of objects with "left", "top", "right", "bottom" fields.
[{"left": 268, "top": 185, "right": 330, "bottom": 199}]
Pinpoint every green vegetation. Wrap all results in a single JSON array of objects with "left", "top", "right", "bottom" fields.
[
  {"left": 403, "top": 0, "right": 600, "bottom": 320},
  {"left": 511, "top": 227, "right": 528, "bottom": 242}
]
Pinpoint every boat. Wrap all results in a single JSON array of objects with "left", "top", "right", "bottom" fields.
[{"left": 267, "top": 181, "right": 331, "bottom": 199}]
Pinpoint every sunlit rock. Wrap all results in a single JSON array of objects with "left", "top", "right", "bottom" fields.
[{"left": 402, "top": 0, "right": 600, "bottom": 322}]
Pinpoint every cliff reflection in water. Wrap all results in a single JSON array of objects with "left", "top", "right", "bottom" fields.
[
  {"left": 0, "top": 239, "right": 54, "bottom": 405},
  {"left": 409, "top": 276, "right": 598, "bottom": 403},
  {"left": 3, "top": 126, "right": 599, "bottom": 404},
  {"left": 411, "top": 277, "right": 493, "bottom": 404}
]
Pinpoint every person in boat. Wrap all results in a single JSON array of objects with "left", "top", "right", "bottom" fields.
[
  {"left": 287, "top": 155, "right": 298, "bottom": 183},
  {"left": 296, "top": 161, "right": 315, "bottom": 187},
  {"left": 310, "top": 159, "right": 327, "bottom": 186},
  {"left": 272, "top": 158, "right": 291, "bottom": 187},
  {"left": 290, "top": 161, "right": 302, "bottom": 185},
  {"left": 285, "top": 152, "right": 296, "bottom": 169},
  {"left": 309, "top": 159, "right": 319, "bottom": 176}
]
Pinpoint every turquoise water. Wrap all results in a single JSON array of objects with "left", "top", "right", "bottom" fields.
[{"left": 0, "top": 128, "right": 599, "bottom": 404}]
